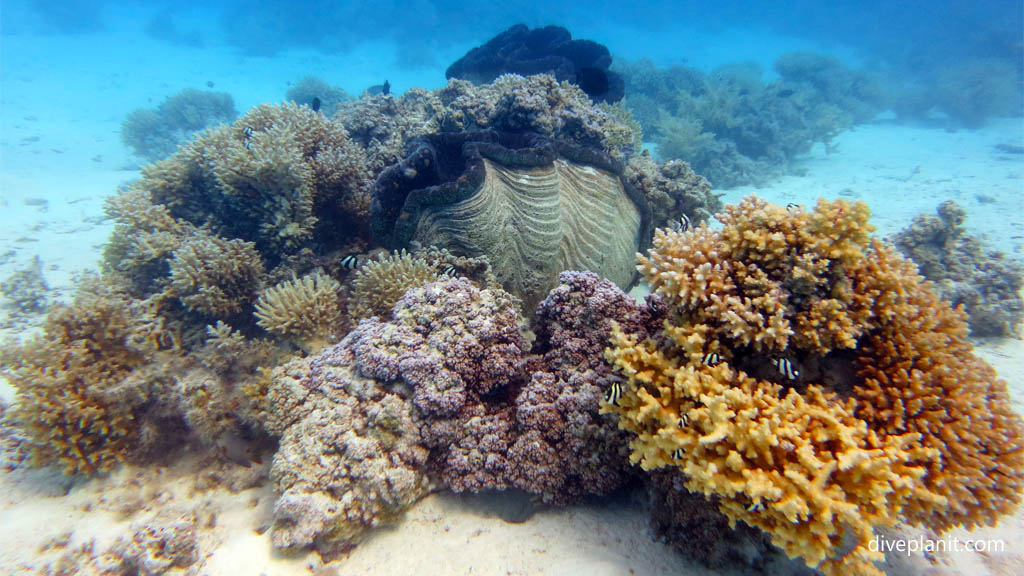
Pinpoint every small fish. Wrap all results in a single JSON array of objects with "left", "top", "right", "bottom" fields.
[
  {"left": 605, "top": 381, "right": 624, "bottom": 405},
  {"left": 340, "top": 255, "right": 360, "bottom": 270},
  {"left": 311, "top": 97, "right": 321, "bottom": 112},
  {"left": 677, "top": 414, "right": 689, "bottom": 428},
  {"left": 206, "top": 80, "right": 215, "bottom": 88},
  {"left": 382, "top": 79, "right": 390, "bottom": 95},
  {"left": 440, "top": 265, "right": 457, "bottom": 276},
  {"left": 671, "top": 448, "right": 686, "bottom": 459},
  {"left": 747, "top": 502, "right": 763, "bottom": 512},
  {"left": 702, "top": 352, "right": 721, "bottom": 366},
  {"left": 242, "top": 126, "right": 254, "bottom": 150},
  {"left": 771, "top": 357, "right": 800, "bottom": 380},
  {"left": 786, "top": 203, "right": 802, "bottom": 211},
  {"left": 669, "top": 213, "right": 691, "bottom": 233}
]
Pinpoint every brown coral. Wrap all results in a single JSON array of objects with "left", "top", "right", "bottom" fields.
[
  {"left": 139, "top": 102, "right": 372, "bottom": 254},
  {"left": 1, "top": 277, "right": 179, "bottom": 475},
  {"left": 254, "top": 272, "right": 341, "bottom": 352},
  {"left": 346, "top": 250, "right": 440, "bottom": 321},
  {"left": 168, "top": 232, "right": 265, "bottom": 316},
  {"left": 604, "top": 196, "right": 1024, "bottom": 576}
]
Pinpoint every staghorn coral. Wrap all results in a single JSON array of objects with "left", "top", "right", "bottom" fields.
[
  {"left": 254, "top": 272, "right": 341, "bottom": 352},
  {"left": 345, "top": 250, "right": 440, "bottom": 322},
  {"left": 1, "top": 277, "right": 180, "bottom": 475},
  {"left": 140, "top": 102, "right": 372, "bottom": 254},
  {"left": 603, "top": 196, "right": 1024, "bottom": 576},
  {"left": 167, "top": 232, "right": 265, "bottom": 317},
  {"left": 262, "top": 339, "right": 429, "bottom": 556},
  {"left": 894, "top": 201, "right": 1023, "bottom": 337}
]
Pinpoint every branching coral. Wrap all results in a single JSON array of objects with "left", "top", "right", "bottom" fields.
[
  {"left": 254, "top": 272, "right": 341, "bottom": 352},
  {"left": 624, "top": 151, "right": 720, "bottom": 230},
  {"left": 603, "top": 196, "right": 1024, "bottom": 576},
  {"left": 894, "top": 200, "right": 1023, "bottom": 336},
  {"left": 140, "top": 102, "right": 372, "bottom": 254},
  {"left": 345, "top": 250, "right": 440, "bottom": 322},
  {"left": 168, "top": 232, "right": 265, "bottom": 317},
  {"left": 1, "top": 277, "right": 180, "bottom": 475}
]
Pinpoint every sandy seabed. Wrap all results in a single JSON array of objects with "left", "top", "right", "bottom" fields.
[{"left": 1, "top": 80, "right": 1023, "bottom": 576}]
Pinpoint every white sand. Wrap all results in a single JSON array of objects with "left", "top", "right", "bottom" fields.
[{"left": 2, "top": 15, "right": 1024, "bottom": 576}]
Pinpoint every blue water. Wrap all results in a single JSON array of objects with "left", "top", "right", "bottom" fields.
[{"left": 1, "top": 1, "right": 1023, "bottom": 574}]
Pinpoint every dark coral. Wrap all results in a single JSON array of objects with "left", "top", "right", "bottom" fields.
[
  {"left": 447, "top": 24, "right": 624, "bottom": 104},
  {"left": 895, "top": 200, "right": 1024, "bottom": 336},
  {"left": 618, "top": 55, "right": 886, "bottom": 188}
]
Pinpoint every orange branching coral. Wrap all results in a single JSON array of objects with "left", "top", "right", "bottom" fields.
[
  {"left": 606, "top": 196, "right": 1024, "bottom": 576},
  {"left": 1, "top": 277, "right": 179, "bottom": 475},
  {"left": 852, "top": 241, "right": 1024, "bottom": 531}
]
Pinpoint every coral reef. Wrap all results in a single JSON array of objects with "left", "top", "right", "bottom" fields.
[
  {"left": 346, "top": 249, "right": 441, "bottom": 322},
  {"left": 624, "top": 151, "right": 720, "bottom": 229},
  {"left": 1, "top": 254, "right": 49, "bottom": 317},
  {"left": 1, "top": 277, "right": 180, "bottom": 475},
  {"left": 167, "top": 232, "right": 265, "bottom": 317},
  {"left": 285, "top": 76, "right": 351, "bottom": 115},
  {"left": 254, "top": 272, "right": 342, "bottom": 352},
  {"left": 617, "top": 55, "right": 886, "bottom": 187},
  {"left": 121, "top": 88, "right": 236, "bottom": 161},
  {"left": 517, "top": 271, "right": 658, "bottom": 503},
  {"left": 894, "top": 201, "right": 1023, "bottom": 337},
  {"left": 446, "top": 24, "right": 624, "bottom": 104},
  {"left": 262, "top": 340, "right": 429, "bottom": 555},
  {"left": 140, "top": 102, "right": 373, "bottom": 255},
  {"left": 371, "top": 130, "right": 649, "bottom": 312},
  {"left": 602, "top": 196, "right": 1024, "bottom": 576}
]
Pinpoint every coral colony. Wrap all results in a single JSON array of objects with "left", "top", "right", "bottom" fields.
[{"left": 2, "top": 25, "right": 1023, "bottom": 576}]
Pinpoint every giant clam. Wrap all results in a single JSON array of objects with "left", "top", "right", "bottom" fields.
[{"left": 371, "top": 131, "right": 650, "bottom": 311}]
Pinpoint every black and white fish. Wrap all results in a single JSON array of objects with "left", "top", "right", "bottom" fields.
[
  {"left": 671, "top": 448, "right": 686, "bottom": 459},
  {"left": 340, "top": 255, "right": 360, "bottom": 270},
  {"left": 702, "top": 352, "right": 721, "bottom": 366},
  {"left": 771, "top": 357, "right": 800, "bottom": 380},
  {"left": 669, "top": 213, "right": 692, "bottom": 233},
  {"left": 747, "top": 502, "right": 763, "bottom": 512},
  {"left": 605, "top": 381, "right": 625, "bottom": 405},
  {"left": 440, "top": 265, "right": 457, "bottom": 276},
  {"left": 677, "top": 414, "right": 690, "bottom": 428},
  {"left": 786, "top": 203, "right": 802, "bottom": 211}
]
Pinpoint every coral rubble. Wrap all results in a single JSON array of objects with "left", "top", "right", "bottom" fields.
[
  {"left": 603, "top": 197, "right": 1024, "bottom": 576},
  {"left": 895, "top": 200, "right": 1024, "bottom": 337}
]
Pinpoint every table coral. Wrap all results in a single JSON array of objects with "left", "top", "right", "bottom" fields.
[{"left": 603, "top": 196, "right": 1024, "bottom": 576}]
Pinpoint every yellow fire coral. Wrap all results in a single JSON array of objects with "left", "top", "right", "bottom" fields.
[
  {"left": 604, "top": 196, "right": 1024, "bottom": 576},
  {"left": 254, "top": 272, "right": 341, "bottom": 352}
]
